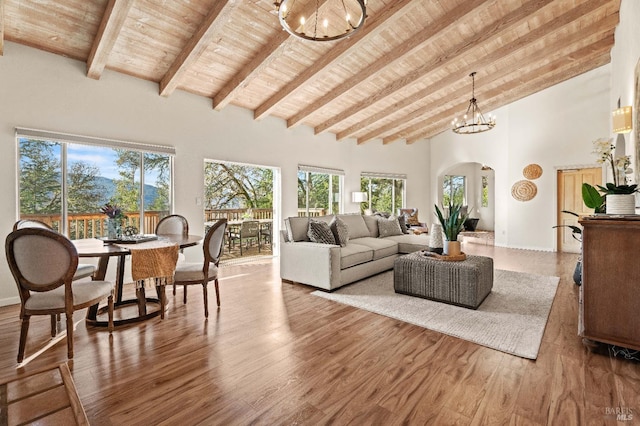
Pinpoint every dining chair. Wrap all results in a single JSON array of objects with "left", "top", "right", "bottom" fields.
[
  {"left": 155, "top": 214, "right": 189, "bottom": 236},
  {"left": 228, "top": 220, "right": 260, "bottom": 256},
  {"left": 14, "top": 219, "right": 96, "bottom": 280},
  {"left": 173, "top": 219, "right": 227, "bottom": 318},
  {"left": 5, "top": 228, "right": 115, "bottom": 363},
  {"left": 155, "top": 214, "right": 189, "bottom": 294}
]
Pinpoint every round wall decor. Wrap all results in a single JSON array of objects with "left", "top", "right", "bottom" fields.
[
  {"left": 523, "top": 163, "right": 543, "bottom": 180},
  {"left": 511, "top": 180, "right": 538, "bottom": 201}
]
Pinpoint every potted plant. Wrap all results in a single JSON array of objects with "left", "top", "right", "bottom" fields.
[
  {"left": 592, "top": 138, "right": 638, "bottom": 214},
  {"left": 553, "top": 182, "right": 604, "bottom": 285},
  {"left": 434, "top": 202, "right": 468, "bottom": 256}
]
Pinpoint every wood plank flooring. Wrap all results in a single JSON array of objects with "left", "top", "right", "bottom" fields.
[{"left": 0, "top": 243, "right": 638, "bottom": 425}]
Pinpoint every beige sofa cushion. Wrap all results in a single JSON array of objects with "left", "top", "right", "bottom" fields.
[
  {"left": 285, "top": 217, "right": 310, "bottom": 242},
  {"left": 384, "top": 233, "right": 430, "bottom": 254},
  {"left": 350, "top": 237, "right": 398, "bottom": 260},
  {"left": 362, "top": 215, "right": 379, "bottom": 237},
  {"left": 340, "top": 242, "right": 373, "bottom": 269},
  {"left": 337, "top": 214, "right": 370, "bottom": 239}
]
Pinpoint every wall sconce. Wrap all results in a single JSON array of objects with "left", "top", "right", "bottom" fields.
[
  {"left": 612, "top": 106, "right": 633, "bottom": 134},
  {"left": 351, "top": 191, "right": 368, "bottom": 203}
]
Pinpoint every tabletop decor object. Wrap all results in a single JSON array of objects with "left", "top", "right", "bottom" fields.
[
  {"left": 592, "top": 137, "right": 638, "bottom": 214},
  {"left": 101, "top": 203, "right": 125, "bottom": 239}
]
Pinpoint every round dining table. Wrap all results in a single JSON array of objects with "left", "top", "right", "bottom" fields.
[{"left": 73, "top": 234, "right": 202, "bottom": 327}]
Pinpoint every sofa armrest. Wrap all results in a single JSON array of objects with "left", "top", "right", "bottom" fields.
[{"left": 280, "top": 239, "right": 341, "bottom": 290}]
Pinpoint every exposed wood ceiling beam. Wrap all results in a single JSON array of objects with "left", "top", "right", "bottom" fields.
[
  {"left": 356, "top": 9, "right": 619, "bottom": 145},
  {"left": 86, "top": 0, "right": 134, "bottom": 80},
  {"left": 160, "top": 0, "right": 239, "bottom": 97},
  {"left": 395, "top": 40, "right": 613, "bottom": 144},
  {"left": 285, "top": 0, "right": 498, "bottom": 128},
  {"left": 326, "top": 0, "right": 601, "bottom": 140},
  {"left": 0, "top": 0, "right": 4, "bottom": 56},
  {"left": 253, "top": 0, "right": 416, "bottom": 120},
  {"left": 212, "top": 0, "right": 329, "bottom": 111}
]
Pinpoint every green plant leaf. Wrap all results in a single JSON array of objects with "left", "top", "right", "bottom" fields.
[{"left": 582, "top": 183, "right": 604, "bottom": 209}]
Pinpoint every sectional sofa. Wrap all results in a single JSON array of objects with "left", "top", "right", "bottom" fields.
[{"left": 280, "top": 214, "right": 430, "bottom": 290}]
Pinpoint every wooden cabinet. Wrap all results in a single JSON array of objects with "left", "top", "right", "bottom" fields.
[{"left": 578, "top": 216, "right": 640, "bottom": 350}]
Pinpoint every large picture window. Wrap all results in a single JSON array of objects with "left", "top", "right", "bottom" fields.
[
  {"left": 17, "top": 129, "right": 174, "bottom": 238},
  {"left": 360, "top": 172, "right": 406, "bottom": 214},
  {"left": 297, "top": 165, "right": 343, "bottom": 217}
]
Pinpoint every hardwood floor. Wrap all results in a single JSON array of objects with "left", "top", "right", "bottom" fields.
[{"left": 0, "top": 243, "right": 638, "bottom": 425}]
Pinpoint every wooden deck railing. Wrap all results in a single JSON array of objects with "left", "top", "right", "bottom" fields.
[
  {"left": 205, "top": 208, "right": 273, "bottom": 221},
  {"left": 20, "top": 211, "right": 167, "bottom": 239}
]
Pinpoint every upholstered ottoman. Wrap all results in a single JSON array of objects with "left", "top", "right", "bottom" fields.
[{"left": 393, "top": 252, "right": 493, "bottom": 309}]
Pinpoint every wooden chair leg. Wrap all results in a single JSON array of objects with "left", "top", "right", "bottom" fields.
[
  {"left": 66, "top": 312, "right": 74, "bottom": 359},
  {"left": 183, "top": 285, "right": 187, "bottom": 304},
  {"left": 108, "top": 294, "right": 114, "bottom": 332},
  {"left": 214, "top": 278, "right": 220, "bottom": 307},
  {"left": 173, "top": 282, "right": 177, "bottom": 296},
  {"left": 203, "top": 283, "right": 209, "bottom": 318},
  {"left": 18, "top": 316, "right": 30, "bottom": 363},
  {"left": 50, "top": 314, "right": 57, "bottom": 337},
  {"left": 156, "top": 283, "right": 165, "bottom": 319}
]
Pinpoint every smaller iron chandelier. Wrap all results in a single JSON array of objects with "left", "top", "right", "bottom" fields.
[
  {"left": 451, "top": 72, "right": 496, "bottom": 134},
  {"left": 274, "top": 0, "right": 367, "bottom": 42}
]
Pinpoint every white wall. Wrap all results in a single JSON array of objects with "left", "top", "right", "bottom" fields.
[
  {"left": 0, "top": 42, "right": 431, "bottom": 305},
  {"left": 610, "top": 0, "right": 640, "bottom": 181},
  {"left": 430, "top": 65, "right": 611, "bottom": 250}
]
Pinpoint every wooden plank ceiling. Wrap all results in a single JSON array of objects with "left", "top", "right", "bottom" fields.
[{"left": 1, "top": 0, "right": 620, "bottom": 144}]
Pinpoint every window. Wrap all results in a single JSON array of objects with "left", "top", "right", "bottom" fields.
[
  {"left": 481, "top": 175, "right": 489, "bottom": 208},
  {"left": 297, "top": 165, "right": 343, "bottom": 217},
  {"left": 17, "top": 128, "right": 174, "bottom": 238},
  {"left": 204, "top": 160, "right": 275, "bottom": 221},
  {"left": 443, "top": 175, "right": 466, "bottom": 206},
  {"left": 360, "top": 172, "right": 406, "bottom": 214}
]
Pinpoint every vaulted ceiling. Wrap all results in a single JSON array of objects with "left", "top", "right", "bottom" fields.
[{"left": 0, "top": 0, "right": 620, "bottom": 144}]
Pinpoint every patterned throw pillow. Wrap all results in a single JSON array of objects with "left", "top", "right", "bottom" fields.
[
  {"left": 330, "top": 216, "right": 349, "bottom": 247},
  {"left": 308, "top": 220, "right": 337, "bottom": 245},
  {"left": 377, "top": 216, "right": 404, "bottom": 237}
]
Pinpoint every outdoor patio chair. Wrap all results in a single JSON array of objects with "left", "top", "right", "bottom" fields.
[
  {"left": 228, "top": 220, "right": 260, "bottom": 256},
  {"left": 173, "top": 219, "right": 227, "bottom": 317},
  {"left": 5, "top": 227, "right": 114, "bottom": 363}
]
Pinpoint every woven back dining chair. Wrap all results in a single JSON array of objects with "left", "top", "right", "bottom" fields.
[
  {"left": 173, "top": 219, "right": 227, "bottom": 318},
  {"left": 5, "top": 228, "right": 115, "bottom": 363}
]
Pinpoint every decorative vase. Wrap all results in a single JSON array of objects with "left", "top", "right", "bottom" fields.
[
  {"left": 443, "top": 240, "right": 461, "bottom": 256},
  {"left": 606, "top": 193, "right": 636, "bottom": 215},
  {"left": 429, "top": 223, "right": 443, "bottom": 254},
  {"left": 106, "top": 218, "right": 122, "bottom": 239}
]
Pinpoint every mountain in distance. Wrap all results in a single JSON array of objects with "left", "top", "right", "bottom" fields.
[{"left": 94, "top": 176, "right": 159, "bottom": 206}]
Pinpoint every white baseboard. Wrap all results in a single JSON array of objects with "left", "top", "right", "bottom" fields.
[{"left": 0, "top": 296, "right": 20, "bottom": 307}]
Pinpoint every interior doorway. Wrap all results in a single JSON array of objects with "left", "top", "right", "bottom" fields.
[{"left": 556, "top": 167, "right": 602, "bottom": 253}]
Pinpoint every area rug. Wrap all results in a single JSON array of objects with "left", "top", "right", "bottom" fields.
[{"left": 311, "top": 269, "right": 559, "bottom": 359}]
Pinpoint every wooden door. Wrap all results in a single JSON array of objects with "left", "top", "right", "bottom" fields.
[{"left": 557, "top": 168, "right": 602, "bottom": 253}]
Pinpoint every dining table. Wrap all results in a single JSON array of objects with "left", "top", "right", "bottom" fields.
[{"left": 73, "top": 234, "right": 202, "bottom": 327}]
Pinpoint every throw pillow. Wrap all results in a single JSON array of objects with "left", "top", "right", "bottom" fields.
[
  {"left": 308, "top": 220, "right": 337, "bottom": 245},
  {"left": 330, "top": 216, "right": 349, "bottom": 247},
  {"left": 377, "top": 216, "right": 404, "bottom": 237},
  {"left": 397, "top": 215, "right": 410, "bottom": 234}
]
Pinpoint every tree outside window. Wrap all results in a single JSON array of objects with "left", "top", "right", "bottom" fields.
[
  {"left": 443, "top": 175, "right": 466, "bottom": 206},
  {"left": 297, "top": 170, "right": 341, "bottom": 217},
  {"left": 360, "top": 176, "right": 405, "bottom": 214}
]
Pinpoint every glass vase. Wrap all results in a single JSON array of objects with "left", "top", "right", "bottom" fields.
[{"left": 106, "top": 218, "right": 122, "bottom": 239}]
